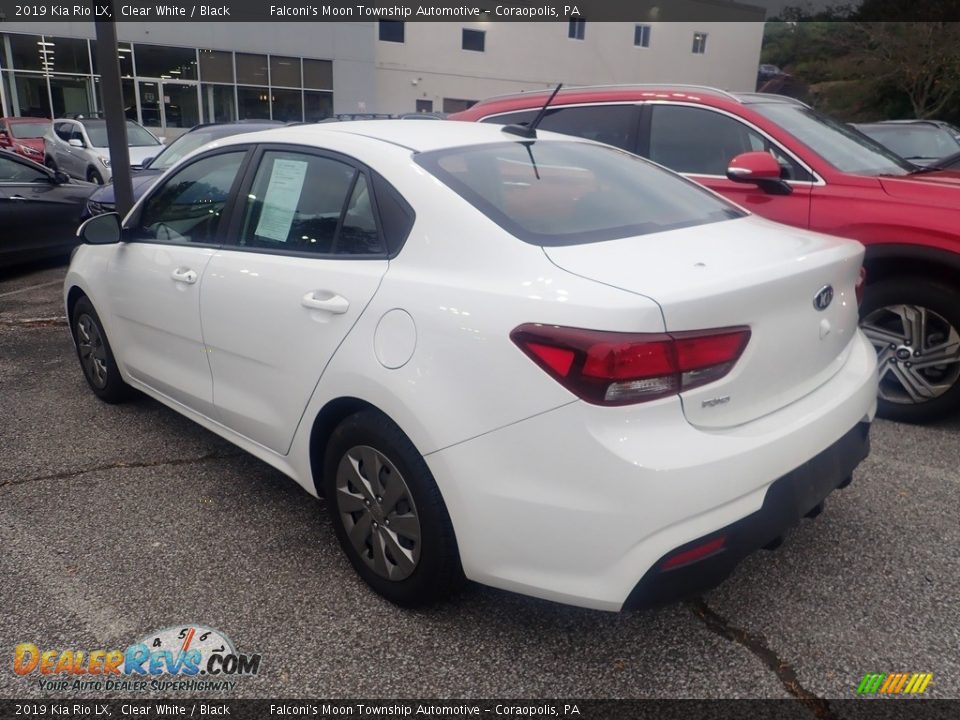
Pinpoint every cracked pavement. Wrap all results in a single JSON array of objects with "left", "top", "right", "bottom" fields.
[{"left": 1, "top": 260, "right": 959, "bottom": 706}]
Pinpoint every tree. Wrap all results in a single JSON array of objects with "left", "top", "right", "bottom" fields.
[{"left": 857, "top": 23, "right": 960, "bottom": 118}]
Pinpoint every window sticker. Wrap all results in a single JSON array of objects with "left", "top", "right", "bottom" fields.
[{"left": 254, "top": 158, "right": 309, "bottom": 242}]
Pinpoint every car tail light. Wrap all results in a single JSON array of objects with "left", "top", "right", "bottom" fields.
[
  {"left": 855, "top": 266, "right": 867, "bottom": 307},
  {"left": 660, "top": 536, "right": 727, "bottom": 571},
  {"left": 511, "top": 324, "right": 751, "bottom": 406}
]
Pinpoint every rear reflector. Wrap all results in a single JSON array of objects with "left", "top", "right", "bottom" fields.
[
  {"left": 511, "top": 324, "right": 750, "bottom": 406},
  {"left": 661, "top": 536, "right": 727, "bottom": 571}
]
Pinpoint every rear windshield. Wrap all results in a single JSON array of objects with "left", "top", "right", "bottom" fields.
[
  {"left": 83, "top": 120, "right": 160, "bottom": 148},
  {"left": 415, "top": 141, "right": 744, "bottom": 245},
  {"left": 9, "top": 122, "right": 49, "bottom": 139},
  {"left": 860, "top": 125, "right": 960, "bottom": 162}
]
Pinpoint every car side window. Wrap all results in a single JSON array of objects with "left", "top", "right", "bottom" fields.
[
  {"left": 239, "top": 150, "right": 383, "bottom": 256},
  {"left": 483, "top": 105, "right": 639, "bottom": 152},
  {"left": 0, "top": 155, "right": 47, "bottom": 183},
  {"left": 54, "top": 122, "right": 73, "bottom": 141},
  {"left": 135, "top": 151, "right": 246, "bottom": 246},
  {"left": 70, "top": 126, "right": 86, "bottom": 146},
  {"left": 649, "top": 104, "right": 813, "bottom": 181}
]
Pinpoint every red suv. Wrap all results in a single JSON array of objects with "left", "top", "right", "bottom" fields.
[
  {"left": 452, "top": 86, "right": 960, "bottom": 422},
  {"left": 0, "top": 117, "right": 50, "bottom": 164}
]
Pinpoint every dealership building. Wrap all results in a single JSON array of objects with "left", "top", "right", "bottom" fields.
[{"left": 0, "top": 11, "right": 764, "bottom": 137}]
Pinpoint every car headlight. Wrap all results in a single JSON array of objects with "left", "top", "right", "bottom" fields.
[
  {"left": 98, "top": 155, "right": 111, "bottom": 168},
  {"left": 84, "top": 199, "right": 112, "bottom": 216}
]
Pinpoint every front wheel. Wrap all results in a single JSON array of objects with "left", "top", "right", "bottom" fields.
[
  {"left": 87, "top": 168, "right": 104, "bottom": 185},
  {"left": 323, "top": 410, "right": 463, "bottom": 606},
  {"left": 860, "top": 278, "right": 960, "bottom": 423},
  {"left": 71, "top": 295, "right": 134, "bottom": 403}
]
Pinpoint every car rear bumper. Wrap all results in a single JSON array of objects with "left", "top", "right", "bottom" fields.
[
  {"left": 623, "top": 420, "right": 869, "bottom": 608},
  {"left": 425, "top": 331, "right": 878, "bottom": 611}
]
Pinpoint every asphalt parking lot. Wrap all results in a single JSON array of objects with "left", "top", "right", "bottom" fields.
[{"left": 1, "top": 260, "right": 959, "bottom": 706}]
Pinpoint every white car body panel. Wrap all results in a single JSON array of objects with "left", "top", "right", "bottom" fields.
[{"left": 65, "top": 121, "right": 879, "bottom": 610}]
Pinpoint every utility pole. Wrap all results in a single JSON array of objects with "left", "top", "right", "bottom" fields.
[{"left": 94, "top": 0, "right": 134, "bottom": 216}]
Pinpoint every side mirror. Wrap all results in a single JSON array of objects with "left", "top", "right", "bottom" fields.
[
  {"left": 68, "top": 138, "right": 85, "bottom": 148},
  {"left": 53, "top": 170, "right": 71, "bottom": 185},
  {"left": 726, "top": 152, "right": 792, "bottom": 195},
  {"left": 141, "top": 156, "right": 154, "bottom": 169},
  {"left": 77, "top": 212, "right": 122, "bottom": 245}
]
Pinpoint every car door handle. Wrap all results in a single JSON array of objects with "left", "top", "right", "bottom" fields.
[
  {"left": 301, "top": 291, "right": 350, "bottom": 314},
  {"left": 171, "top": 267, "right": 198, "bottom": 285}
]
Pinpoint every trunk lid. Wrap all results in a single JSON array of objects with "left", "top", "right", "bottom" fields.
[{"left": 544, "top": 216, "right": 865, "bottom": 428}]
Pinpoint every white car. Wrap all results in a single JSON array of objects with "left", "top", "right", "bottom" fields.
[
  {"left": 45, "top": 117, "right": 162, "bottom": 185},
  {"left": 65, "top": 121, "right": 877, "bottom": 611}
]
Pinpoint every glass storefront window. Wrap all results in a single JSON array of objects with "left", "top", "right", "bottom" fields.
[
  {"left": 304, "top": 91, "right": 333, "bottom": 122},
  {"left": 237, "top": 86, "right": 270, "bottom": 119},
  {"left": 270, "top": 56, "right": 300, "bottom": 88},
  {"left": 49, "top": 75, "right": 94, "bottom": 117},
  {"left": 202, "top": 84, "right": 236, "bottom": 123},
  {"left": 2, "top": 33, "right": 334, "bottom": 129},
  {"left": 134, "top": 44, "right": 197, "bottom": 80},
  {"left": 271, "top": 88, "right": 302, "bottom": 122},
  {"left": 236, "top": 54, "right": 268, "bottom": 85},
  {"left": 7, "top": 72, "right": 52, "bottom": 117},
  {"left": 303, "top": 59, "right": 333, "bottom": 90},
  {"left": 90, "top": 41, "right": 135, "bottom": 78},
  {"left": 5, "top": 33, "right": 46, "bottom": 72},
  {"left": 199, "top": 50, "right": 233, "bottom": 84},
  {"left": 163, "top": 83, "right": 200, "bottom": 128},
  {"left": 138, "top": 80, "right": 163, "bottom": 128},
  {"left": 42, "top": 37, "right": 90, "bottom": 75}
]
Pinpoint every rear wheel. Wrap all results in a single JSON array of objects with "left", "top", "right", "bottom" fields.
[
  {"left": 323, "top": 410, "right": 463, "bottom": 606},
  {"left": 860, "top": 278, "right": 960, "bottom": 423},
  {"left": 44, "top": 155, "right": 57, "bottom": 170},
  {"left": 71, "top": 296, "right": 133, "bottom": 403}
]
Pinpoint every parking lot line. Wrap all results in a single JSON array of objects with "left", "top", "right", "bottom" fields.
[{"left": 0, "top": 279, "right": 63, "bottom": 299}]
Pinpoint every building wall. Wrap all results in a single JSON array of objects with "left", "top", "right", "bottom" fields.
[{"left": 375, "top": 21, "right": 766, "bottom": 114}]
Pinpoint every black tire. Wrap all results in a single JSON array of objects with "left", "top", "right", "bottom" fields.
[
  {"left": 71, "top": 295, "right": 134, "bottom": 403},
  {"left": 44, "top": 155, "right": 57, "bottom": 170},
  {"left": 323, "top": 409, "right": 463, "bottom": 606},
  {"left": 860, "top": 277, "right": 960, "bottom": 423},
  {"left": 87, "top": 168, "right": 104, "bottom": 185}
]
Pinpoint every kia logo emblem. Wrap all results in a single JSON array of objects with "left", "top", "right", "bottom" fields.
[{"left": 813, "top": 285, "right": 834, "bottom": 311}]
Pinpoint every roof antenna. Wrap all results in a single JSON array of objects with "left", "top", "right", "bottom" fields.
[{"left": 502, "top": 83, "right": 563, "bottom": 139}]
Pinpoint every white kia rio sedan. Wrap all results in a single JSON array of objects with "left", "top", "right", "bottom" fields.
[{"left": 66, "top": 121, "right": 878, "bottom": 611}]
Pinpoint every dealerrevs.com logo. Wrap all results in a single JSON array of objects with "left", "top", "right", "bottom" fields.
[{"left": 13, "top": 625, "right": 262, "bottom": 693}]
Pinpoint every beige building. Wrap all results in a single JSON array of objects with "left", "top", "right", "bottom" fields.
[{"left": 375, "top": 20, "right": 767, "bottom": 115}]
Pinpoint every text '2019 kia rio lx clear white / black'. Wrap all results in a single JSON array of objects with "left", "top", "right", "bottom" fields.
[{"left": 65, "top": 121, "right": 878, "bottom": 611}]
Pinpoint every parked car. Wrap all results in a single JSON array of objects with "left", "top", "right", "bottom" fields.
[
  {"left": 83, "top": 120, "right": 284, "bottom": 218},
  {"left": 0, "top": 149, "right": 95, "bottom": 269},
  {"left": 933, "top": 151, "right": 960, "bottom": 172},
  {"left": 0, "top": 117, "right": 51, "bottom": 164},
  {"left": 44, "top": 117, "right": 162, "bottom": 185},
  {"left": 452, "top": 85, "right": 960, "bottom": 422},
  {"left": 66, "top": 121, "right": 877, "bottom": 610},
  {"left": 853, "top": 120, "right": 960, "bottom": 166}
]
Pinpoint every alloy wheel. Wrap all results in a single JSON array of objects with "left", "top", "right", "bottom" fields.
[
  {"left": 861, "top": 303, "right": 960, "bottom": 405},
  {"left": 75, "top": 313, "right": 109, "bottom": 389},
  {"left": 335, "top": 445, "right": 422, "bottom": 581}
]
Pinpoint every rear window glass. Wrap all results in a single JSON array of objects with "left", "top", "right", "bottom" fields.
[{"left": 414, "top": 141, "right": 744, "bottom": 246}]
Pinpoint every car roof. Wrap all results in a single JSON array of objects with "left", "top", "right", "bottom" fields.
[
  {"left": 214, "top": 119, "right": 582, "bottom": 153},
  {"left": 855, "top": 121, "right": 944, "bottom": 130},
  {"left": 460, "top": 84, "right": 810, "bottom": 117}
]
